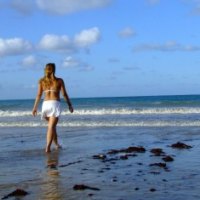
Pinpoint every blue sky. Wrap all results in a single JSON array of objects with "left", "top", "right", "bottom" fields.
[{"left": 1, "top": 0, "right": 200, "bottom": 99}]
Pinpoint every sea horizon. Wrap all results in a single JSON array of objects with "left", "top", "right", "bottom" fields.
[{"left": 1, "top": 93, "right": 200, "bottom": 102}]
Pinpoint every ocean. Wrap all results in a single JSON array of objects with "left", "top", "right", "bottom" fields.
[
  {"left": 1, "top": 95, "right": 200, "bottom": 199},
  {"left": 1, "top": 95, "right": 200, "bottom": 127}
]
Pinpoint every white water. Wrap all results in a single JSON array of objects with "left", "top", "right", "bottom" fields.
[
  {"left": 1, "top": 120, "right": 200, "bottom": 127},
  {"left": 1, "top": 107, "right": 200, "bottom": 117}
]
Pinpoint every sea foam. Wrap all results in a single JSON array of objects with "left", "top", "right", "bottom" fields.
[{"left": 1, "top": 107, "right": 200, "bottom": 117}]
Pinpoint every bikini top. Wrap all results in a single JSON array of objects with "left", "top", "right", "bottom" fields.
[{"left": 44, "top": 89, "right": 58, "bottom": 93}]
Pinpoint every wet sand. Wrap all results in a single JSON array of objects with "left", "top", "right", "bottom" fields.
[{"left": 0, "top": 126, "right": 200, "bottom": 200}]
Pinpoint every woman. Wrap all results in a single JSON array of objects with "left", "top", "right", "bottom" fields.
[{"left": 32, "top": 63, "right": 74, "bottom": 153}]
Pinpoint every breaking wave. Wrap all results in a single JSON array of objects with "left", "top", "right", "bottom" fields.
[
  {"left": 1, "top": 121, "right": 200, "bottom": 127},
  {"left": 1, "top": 107, "right": 200, "bottom": 117}
]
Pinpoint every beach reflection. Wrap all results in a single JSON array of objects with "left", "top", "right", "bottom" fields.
[{"left": 41, "top": 151, "right": 63, "bottom": 200}]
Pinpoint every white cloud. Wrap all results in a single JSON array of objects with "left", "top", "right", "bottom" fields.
[
  {"left": 10, "top": 0, "right": 35, "bottom": 15},
  {"left": 36, "top": 0, "right": 112, "bottom": 15},
  {"left": 38, "top": 34, "right": 74, "bottom": 53},
  {"left": 74, "top": 27, "right": 100, "bottom": 48},
  {"left": 133, "top": 41, "right": 200, "bottom": 52},
  {"left": 61, "top": 56, "right": 94, "bottom": 71},
  {"left": 182, "top": 0, "right": 200, "bottom": 15},
  {"left": 0, "top": 27, "right": 101, "bottom": 58},
  {"left": 2, "top": 0, "right": 112, "bottom": 16},
  {"left": 62, "top": 56, "right": 80, "bottom": 68},
  {"left": 0, "top": 37, "right": 33, "bottom": 57},
  {"left": 38, "top": 28, "right": 100, "bottom": 53},
  {"left": 119, "top": 27, "right": 136, "bottom": 38},
  {"left": 22, "top": 55, "right": 37, "bottom": 67}
]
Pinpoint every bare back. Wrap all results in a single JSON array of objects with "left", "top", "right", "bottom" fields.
[{"left": 39, "top": 78, "right": 67, "bottom": 101}]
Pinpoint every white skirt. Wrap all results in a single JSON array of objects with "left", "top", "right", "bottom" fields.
[{"left": 41, "top": 100, "right": 61, "bottom": 119}]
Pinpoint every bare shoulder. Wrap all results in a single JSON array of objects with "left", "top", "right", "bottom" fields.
[
  {"left": 39, "top": 78, "right": 44, "bottom": 84},
  {"left": 57, "top": 78, "right": 64, "bottom": 84}
]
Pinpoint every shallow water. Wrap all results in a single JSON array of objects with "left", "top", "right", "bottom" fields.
[{"left": 0, "top": 126, "right": 200, "bottom": 200}]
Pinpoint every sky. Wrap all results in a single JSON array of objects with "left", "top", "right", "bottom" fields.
[{"left": 1, "top": 0, "right": 200, "bottom": 99}]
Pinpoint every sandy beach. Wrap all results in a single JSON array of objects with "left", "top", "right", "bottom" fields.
[{"left": 0, "top": 126, "right": 200, "bottom": 200}]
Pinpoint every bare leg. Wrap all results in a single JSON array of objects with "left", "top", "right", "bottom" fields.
[
  {"left": 45, "top": 117, "right": 61, "bottom": 151},
  {"left": 53, "top": 132, "right": 62, "bottom": 150},
  {"left": 46, "top": 117, "right": 59, "bottom": 153}
]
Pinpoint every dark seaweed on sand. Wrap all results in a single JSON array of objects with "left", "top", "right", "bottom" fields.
[{"left": 2, "top": 189, "right": 29, "bottom": 199}]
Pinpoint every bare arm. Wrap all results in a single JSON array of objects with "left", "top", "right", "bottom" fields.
[
  {"left": 60, "top": 79, "right": 74, "bottom": 113},
  {"left": 32, "top": 82, "right": 43, "bottom": 116}
]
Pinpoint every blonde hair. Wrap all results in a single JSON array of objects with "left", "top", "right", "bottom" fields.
[{"left": 40, "top": 63, "right": 58, "bottom": 89}]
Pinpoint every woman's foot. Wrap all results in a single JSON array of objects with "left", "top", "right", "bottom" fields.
[
  {"left": 45, "top": 147, "right": 51, "bottom": 153},
  {"left": 56, "top": 144, "right": 62, "bottom": 150}
]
